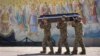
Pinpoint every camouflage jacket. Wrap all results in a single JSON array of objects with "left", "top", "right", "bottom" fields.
[
  {"left": 40, "top": 22, "right": 51, "bottom": 37},
  {"left": 57, "top": 21, "right": 67, "bottom": 38},
  {"left": 72, "top": 22, "right": 83, "bottom": 35}
]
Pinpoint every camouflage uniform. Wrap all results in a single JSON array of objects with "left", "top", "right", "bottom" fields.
[
  {"left": 56, "top": 20, "right": 70, "bottom": 54},
  {"left": 40, "top": 20, "right": 54, "bottom": 54},
  {"left": 72, "top": 20, "right": 86, "bottom": 54}
]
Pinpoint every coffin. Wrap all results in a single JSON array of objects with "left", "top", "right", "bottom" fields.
[{"left": 38, "top": 13, "right": 81, "bottom": 23}]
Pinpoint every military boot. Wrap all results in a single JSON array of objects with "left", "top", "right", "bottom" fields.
[
  {"left": 64, "top": 50, "right": 70, "bottom": 55},
  {"left": 64, "top": 46, "right": 70, "bottom": 55},
  {"left": 71, "top": 50, "right": 77, "bottom": 55},
  {"left": 48, "top": 47, "right": 54, "bottom": 54},
  {"left": 55, "top": 47, "right": 61, "bottom": 54},
  {"left": 40, "top": 47, "right": 46, "bottom": 54},
  {"left": 80, "top": 49, "right": 86, "bottom": 55}
]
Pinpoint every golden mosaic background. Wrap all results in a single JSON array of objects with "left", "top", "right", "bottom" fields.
[{"left": 0, "top": 0, "right": 81, "bottom": 8}]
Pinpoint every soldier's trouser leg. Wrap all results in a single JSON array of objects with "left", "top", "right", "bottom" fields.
[
  {"left": 64, "top": 41, "right": 70, "bottom": 54},
  {"left": 64, "top": 39, "right": 70, "bottom": 53},
  {"left": 57, "top": 39, "right": 62, "bottom": 53},
  {"left": 78, "top": 37, "right": 86, "bottom": 54},
  {"left": 47, "top": 38, "right": 54, "bottom": 54},
  {"left": 72, "top": 37, "right": 78, "bottom": 54},
  {"left": 47, "top": 40, "right": 54, "bottom": 52},
  {"left": 41, "top": 37, "right": 47, "bottom": 53},
  {"left": 58, "top": 45, "right": 62, "bottom": 53},
  {"left": 55, "top": 38, "right": 62, "bottom": 54}
]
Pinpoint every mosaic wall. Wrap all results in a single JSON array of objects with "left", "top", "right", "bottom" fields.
[{"left": 0, "top": 0, "right": 100, "bottom": 42}]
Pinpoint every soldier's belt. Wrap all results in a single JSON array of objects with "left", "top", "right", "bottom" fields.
[{"left": 38, "top": 13, "right": 81, "bottom": 23}]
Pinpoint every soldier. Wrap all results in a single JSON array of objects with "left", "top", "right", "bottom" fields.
[
  {"left": 71, "top": 18, "right": 86, "bottom": 55},
  {"left": 55, "top": 18, "right": 70, "bottom": 54},
  {"left": 40, "top": 19, "right": 54, "bottom": 54}
]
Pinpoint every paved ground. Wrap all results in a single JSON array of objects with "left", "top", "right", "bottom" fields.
[{"left": 0, "top": 47, "right": 100, "bottom": 56}]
